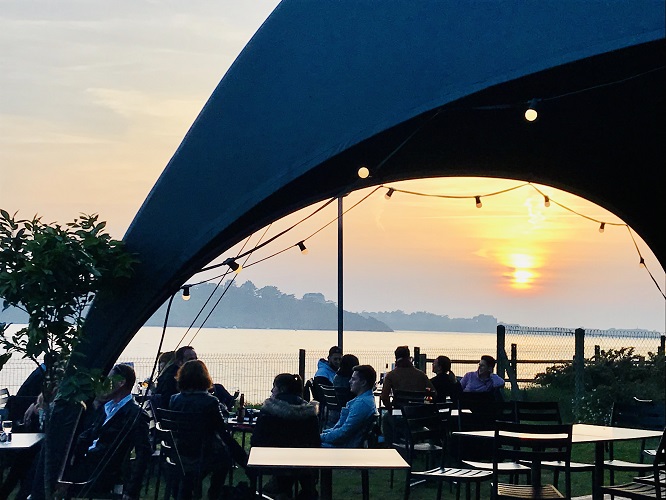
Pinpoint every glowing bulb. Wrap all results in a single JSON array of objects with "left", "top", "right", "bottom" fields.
[
  {"left": 524, "top": 98, "right": 539, "bottom": 122},
  {"left": 385, "top": 188, "right": 395, "bottom": 200},
  {"left": 599, "top": 222, "right": 605, "bottom": 233},
  {"left": 544, "top": 195, "right": 550, "bottom": 207},
  {"left": 357, "top": 166, "right": 370, "bottom": 179},
  {"left": 182, "top": 286, "right": 191, "bottom": 301},
  {"left": 223, "top": 258, "right": 242, "bottom": 273},
  {"left": 297, "top": 241, "right": 308, "bottom": 255},
  {"left": 639, "top": 257, "right": 645, "bottom": 267},
  {"left": 475, "top": 196, "right": 482, "bottom": 208}
]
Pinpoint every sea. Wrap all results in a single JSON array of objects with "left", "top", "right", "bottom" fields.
[{"left": 1, "top": 326, "right": 662, "bottom": 403}]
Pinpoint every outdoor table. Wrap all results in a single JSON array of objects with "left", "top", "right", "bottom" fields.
[
  {"left": 247, "top": 446, "right": 410, "bottom": 500},
  {"left": 227, "top": 416, "right": 257, "bottom": 449},
  {"left": 0, "top": 432, "right": 44, "bottom": 450},
  {"left": 453, "top": 423, "right": 663, "bottom": 500}
]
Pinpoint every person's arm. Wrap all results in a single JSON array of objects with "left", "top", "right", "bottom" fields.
[
  {"left": 490, "top": 373, "right": 505, "bottom": 388},
  {"left": 320, "top": 398, "right": 373, "bottom": 446},
  {"left": 380, "top": 375, "right": 392, "bottom": 411},
  {"left": 459, "top": 372, "right": 470, "bottom": 391}
]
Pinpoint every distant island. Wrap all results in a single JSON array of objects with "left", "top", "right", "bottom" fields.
[{"left": 0, "top": 281, "right": 499, "bottom": 333}]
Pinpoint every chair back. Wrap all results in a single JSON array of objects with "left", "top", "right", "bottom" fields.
[
  {"left": 360, "top": 413, "right": 381, "bottom": 449},
  {"left": 515, "top": 401, "right": 562, "bottom": 424},
  {"left": 493, "top": 421, "right": 572, "bottom": 498},
  {"left": 457, "top": 391, "right": 496, "bottom": 431},
  {"left": 392, "top": 390, "right": 426, "bottom": 409},
  {"left": 401, "top": 404, "right": 446, "bottom": 465},
  {"left": 155, "top": 408, "right": 208, "bottom": 468},
  {"left": 611, "top": 399, "right": 666, "bottom": 430}
]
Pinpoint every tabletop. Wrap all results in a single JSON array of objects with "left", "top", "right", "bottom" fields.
[
  {"left": 0, "top": 433, "right": 45, "bottom": 450},
  {"left": 248, "top": 447, "right": 409, "bottom": 469},
  {"left": 453, "top": 423, "right": 663, "bottom": 443}
]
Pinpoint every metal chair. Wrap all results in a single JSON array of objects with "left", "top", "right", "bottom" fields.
[
  {"left": 601, "top": 427, "right": 666, "bottom": 499},
  {"left": 317, "top": 384, "right": 342, "bottom": 430},
  {"left": 401, "top": 404, "right": 492, "bottom": 500},
  {"left": 604, "top": 400, "right": 665, "bottom": 487},
  {"left": 492, "top": 421, "right": 573, "bottom": 500}
]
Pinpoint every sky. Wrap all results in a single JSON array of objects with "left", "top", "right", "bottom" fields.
[{"left": 1, "top": 2, "right": 664, "bottom": 332}]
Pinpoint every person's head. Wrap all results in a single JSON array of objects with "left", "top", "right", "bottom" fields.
[
  {"left": 176, "top": 359, "right": 212, "bottom": 392},
  {"left": 106, "top": 363, "right": 136, "bottom": 401},
  {"left": 434, "top": 355, "right": 452, "bottom": 375},
  {"left": 337, "top": 354, "right": 360, "bottom": 377},
  {"left": 271, "top": 373, "right": 304, "bottom": 398},
  {"left": 394, "top": 345, "right": 410, "bottom": 361},
  {"left": 158, "top": 351, "right": 175, "bottom": 372},
  {"left": 350, "top": 365, "right": 376, "bottom": 395},
  {"left": 175, "top": 346, "right": 197, "bottom": 366},
  {"left": 327, "top": 346, "right": 343, "bottom": 370},
  {"left": 478, "top": 355, "right": 496, "bottom": 377}
]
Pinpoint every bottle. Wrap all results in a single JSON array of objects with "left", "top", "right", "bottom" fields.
[{"left": 237, "top": 393, "right": 245, "bottom": 422}]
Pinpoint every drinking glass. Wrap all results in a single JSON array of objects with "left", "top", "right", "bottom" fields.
[{"left": 2, "top": 420, "right": 12, "bottom": 437}]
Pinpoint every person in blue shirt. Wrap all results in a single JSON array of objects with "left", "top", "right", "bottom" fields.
[
  {"left": 313, "top": 346, "right": 342, "bottom": 385},
  {"left": 320, "top": 365, "right": 377, "bottom": 448}
]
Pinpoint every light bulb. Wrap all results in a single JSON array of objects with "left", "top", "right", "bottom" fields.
[
  {"left": 357, "top": 166, "right": 370, "bottom": 179},
  {"left": 639, "top": 257, "right": 646, "bottom": 267},
  {"left": 599, "top": 223, "right": 605, "bottom": 233},
  {"left": 475, "top": 196, "right": 482, "bottom": 208},
  {"left": 182, "top": 286, "right": 191, "bottom": 301},
  {"left": 524, "top": 98, "right": 539, "bottom": 122},
  {"left": 385, "top": 188, "right": 395, "bottom": 200},
  {"left": 544, "top": 195, "right": 550, "bottom": 207},
  {"left": 297, "top": 241, "right": 308, "bottom": 255},
  {"left": 223, "top": 258, "right": 242, "bottom": 273}
]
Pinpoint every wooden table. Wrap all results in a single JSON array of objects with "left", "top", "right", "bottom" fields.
[
  {"left": 247, "top": 447, "right": 410, "bottom": 499},
  {"left": 454, "top": 423, "right": 663, "bottom": 500},
  {"left": 0, "top": 432, "right": 45, "bottom": 450}
]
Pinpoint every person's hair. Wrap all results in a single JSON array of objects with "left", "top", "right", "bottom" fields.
[
  {"left": 175, "top": 345, "right": 195, "bottom": 364},
  {"left": 394, "top": 345, "right": 410, "bottom": 360},
  {"left": 111, "top": 363, "right": 136, "bottom": 389},
  {"left": 481, "top": 355, "right": 496, "bottom": 370},
  {"left": 352, "top": 365, "right": 377, "bottom": 388},
  {"left": 158, "top": 351, "right": 175, "bottom": 367},
  {"left": 435, "top": 355, "right": 452, "bottom": 373},
  {"left": 273, "top": 373, "right": 304, "bottom": 397},
  {"left": 176, "top": 359, "right": 213, "bottom": 392},
  {"left": 337, "top": 354, "right": 360, "bottom": 377},
  {"left": 328, "top": 346, "right": 342, "bottom": 356}
]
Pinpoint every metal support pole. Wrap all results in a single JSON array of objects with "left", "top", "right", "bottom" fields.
[
  {"left": 337, "top": 197, "right": 343, "bottom": 351},
  {"left": 497, "top": 325, "right": 506, "bottom": 380},
  {"left": 574, "top": 328, "right": 585, "bottom": 421},
  {"left": 299, "top": 349, "right": 306, "bottom": 381}
]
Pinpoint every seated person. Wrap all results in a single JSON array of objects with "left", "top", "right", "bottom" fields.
[
  {"left": 380, "top": 346, "right": 435, "bottom": 412},
  {"left": 169, "top": 359, "right": 247, "bottom": 500},
  {"left": 333, "top": 354, "right": 360, "bottom": 406},
  {"left": 430, "top": 355, "right": 461, "bottom": 404},
  {"left": 251, "top": 373, "right": 320, "bottom": 499},
  {"left": 460, "top": 354, "right": 505, "bottom": 393},
  {"left": 65, "top": 364, "right": 151, "bottom": 500},
  {"left": 211, "top": 383, "right": 239, "bottom": 413},
  {"left": 154, "top": 345, "right": 197, "bottom": 408},
  {"left": 320, "top": 365, "right": 377, "bottom": 448}
]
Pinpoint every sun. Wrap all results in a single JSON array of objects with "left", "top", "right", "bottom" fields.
[{"left": 506, "top": 253, "right": 538, "bottom": 290}]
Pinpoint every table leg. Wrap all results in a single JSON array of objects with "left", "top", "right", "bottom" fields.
[
  {"left": 593, "top": 441, "right": 604, "bottom": 500},
  {"left": 361, "top": 469, "right": 369, "bottom": 500},
  {"left": 321, "top": 469, "right": 333, "bottom": 500}
]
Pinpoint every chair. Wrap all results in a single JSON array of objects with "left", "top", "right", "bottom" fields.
[
  {"left": 401, "top": 404, "right": 492, "bottom": 500},
  {"left": 392, "top": 390, "right": 426, "bottom": 409},
  {"left": 318, "top": 384, "right": 342, "bottom": 431},
  {"left": 492, "top": 421, "right": 573, "bottom": 500},
  {"left": 604, "top": 400, "right": 665, "bottom": 486},
  {"left": 0, "top": 388, "right": 10, "bottom": 420},
  {"left": 601, "top": 427, "right": 666, "bottom": 499},
  {"left": 514, "top": 401, "right": 594, "bottom": 489}
]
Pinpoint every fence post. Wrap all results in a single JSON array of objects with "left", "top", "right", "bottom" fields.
[
  {"left": 511, "top": 343, "right": 517, "bottom": 381},
  {"left": 497, "top": 325, "right": 506, "bottom": 380},
  {"left": 413, "top": 346, "right": 421, "bottom": 371},
  {"left": 298, "top": 349, "right": 306, "bottom": 381},
  {"left": 574, "top": 328, "right": 585, "bottom": 421},
  {"left": 660, "top": 335, "right": 665, "bottom": 356},
  {"left": 594, "top": 345, "right": 600, "bottom": 361}
]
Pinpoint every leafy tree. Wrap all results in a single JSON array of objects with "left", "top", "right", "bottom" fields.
[{"left": 0, "top": 210, "right": 137, "bottom": 404}]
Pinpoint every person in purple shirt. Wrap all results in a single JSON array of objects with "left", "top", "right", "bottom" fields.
[{"left": 460, "top": 355, "right": 505, "bottom": 393}]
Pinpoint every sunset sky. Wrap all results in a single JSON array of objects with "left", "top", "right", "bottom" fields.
[{"left": 2, "top": 2, "right": 664, "bottom": 332}]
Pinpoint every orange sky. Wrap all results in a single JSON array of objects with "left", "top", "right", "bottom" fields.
[{"left": 1, "top": 3, "right": 664, "bottom": 331}]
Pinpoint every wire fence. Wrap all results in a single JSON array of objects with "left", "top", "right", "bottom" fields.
[{"left": 1, "top": 327, "right": 663, "bottom": 404}]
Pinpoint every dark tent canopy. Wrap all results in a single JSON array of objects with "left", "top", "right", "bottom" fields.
[{"left": 81, "top": 0, "right": 665, "bottom": 370}]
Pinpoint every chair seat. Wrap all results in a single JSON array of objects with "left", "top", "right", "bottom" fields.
[
  {"left": 540, "top": 460, "right": 596, "bottom": 471},
  {"left": 634, "top": 471, "right": 666, "bottom": 486},
  {"left": 605, "top": 459, "right": 655, "bottom": 471},
  {"left": 601, "top": 481, "right": 666, "bottom": 499},
  {"left": 496, "top": 482, "right": 564, "bottom": 499},
  {"left": 412, "top": 466, "right": 492, "bottom": 482},
  {"left": 463, "top": 460, "right": 530, "bottom": 473},
  {"left": 644, "top": 449, "right": 657, "bottom": 457}
]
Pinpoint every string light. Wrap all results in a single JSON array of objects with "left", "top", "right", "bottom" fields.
[
  {"left": 524, "top": 98, "right": 539, "bottom": 122},
  {"left": 599, "top": 222, "right": 605, "bottom": 233},
  {"left": 544, "top": 195, "right": 550, "bottom": 207},
  {"left": 181, "top": 286, "right": 191, "bottom": 301},
  {"left": 639, "top": 257, "right": 646, "bottom": 267},
  {"left": 357, "top": 166, "right": 370, "bottom": 179},
  {"left": 385, "top": 188, "right": 395, "bottom": 200},
  {"left": 223, "top": 258, "right": 242, "bottom": 273},
  {"left": 475, "top": 196, "right": 482, "bottom": 208},
  {"left": 297, "top": 241, "right": 308, "bottom": 255}
]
